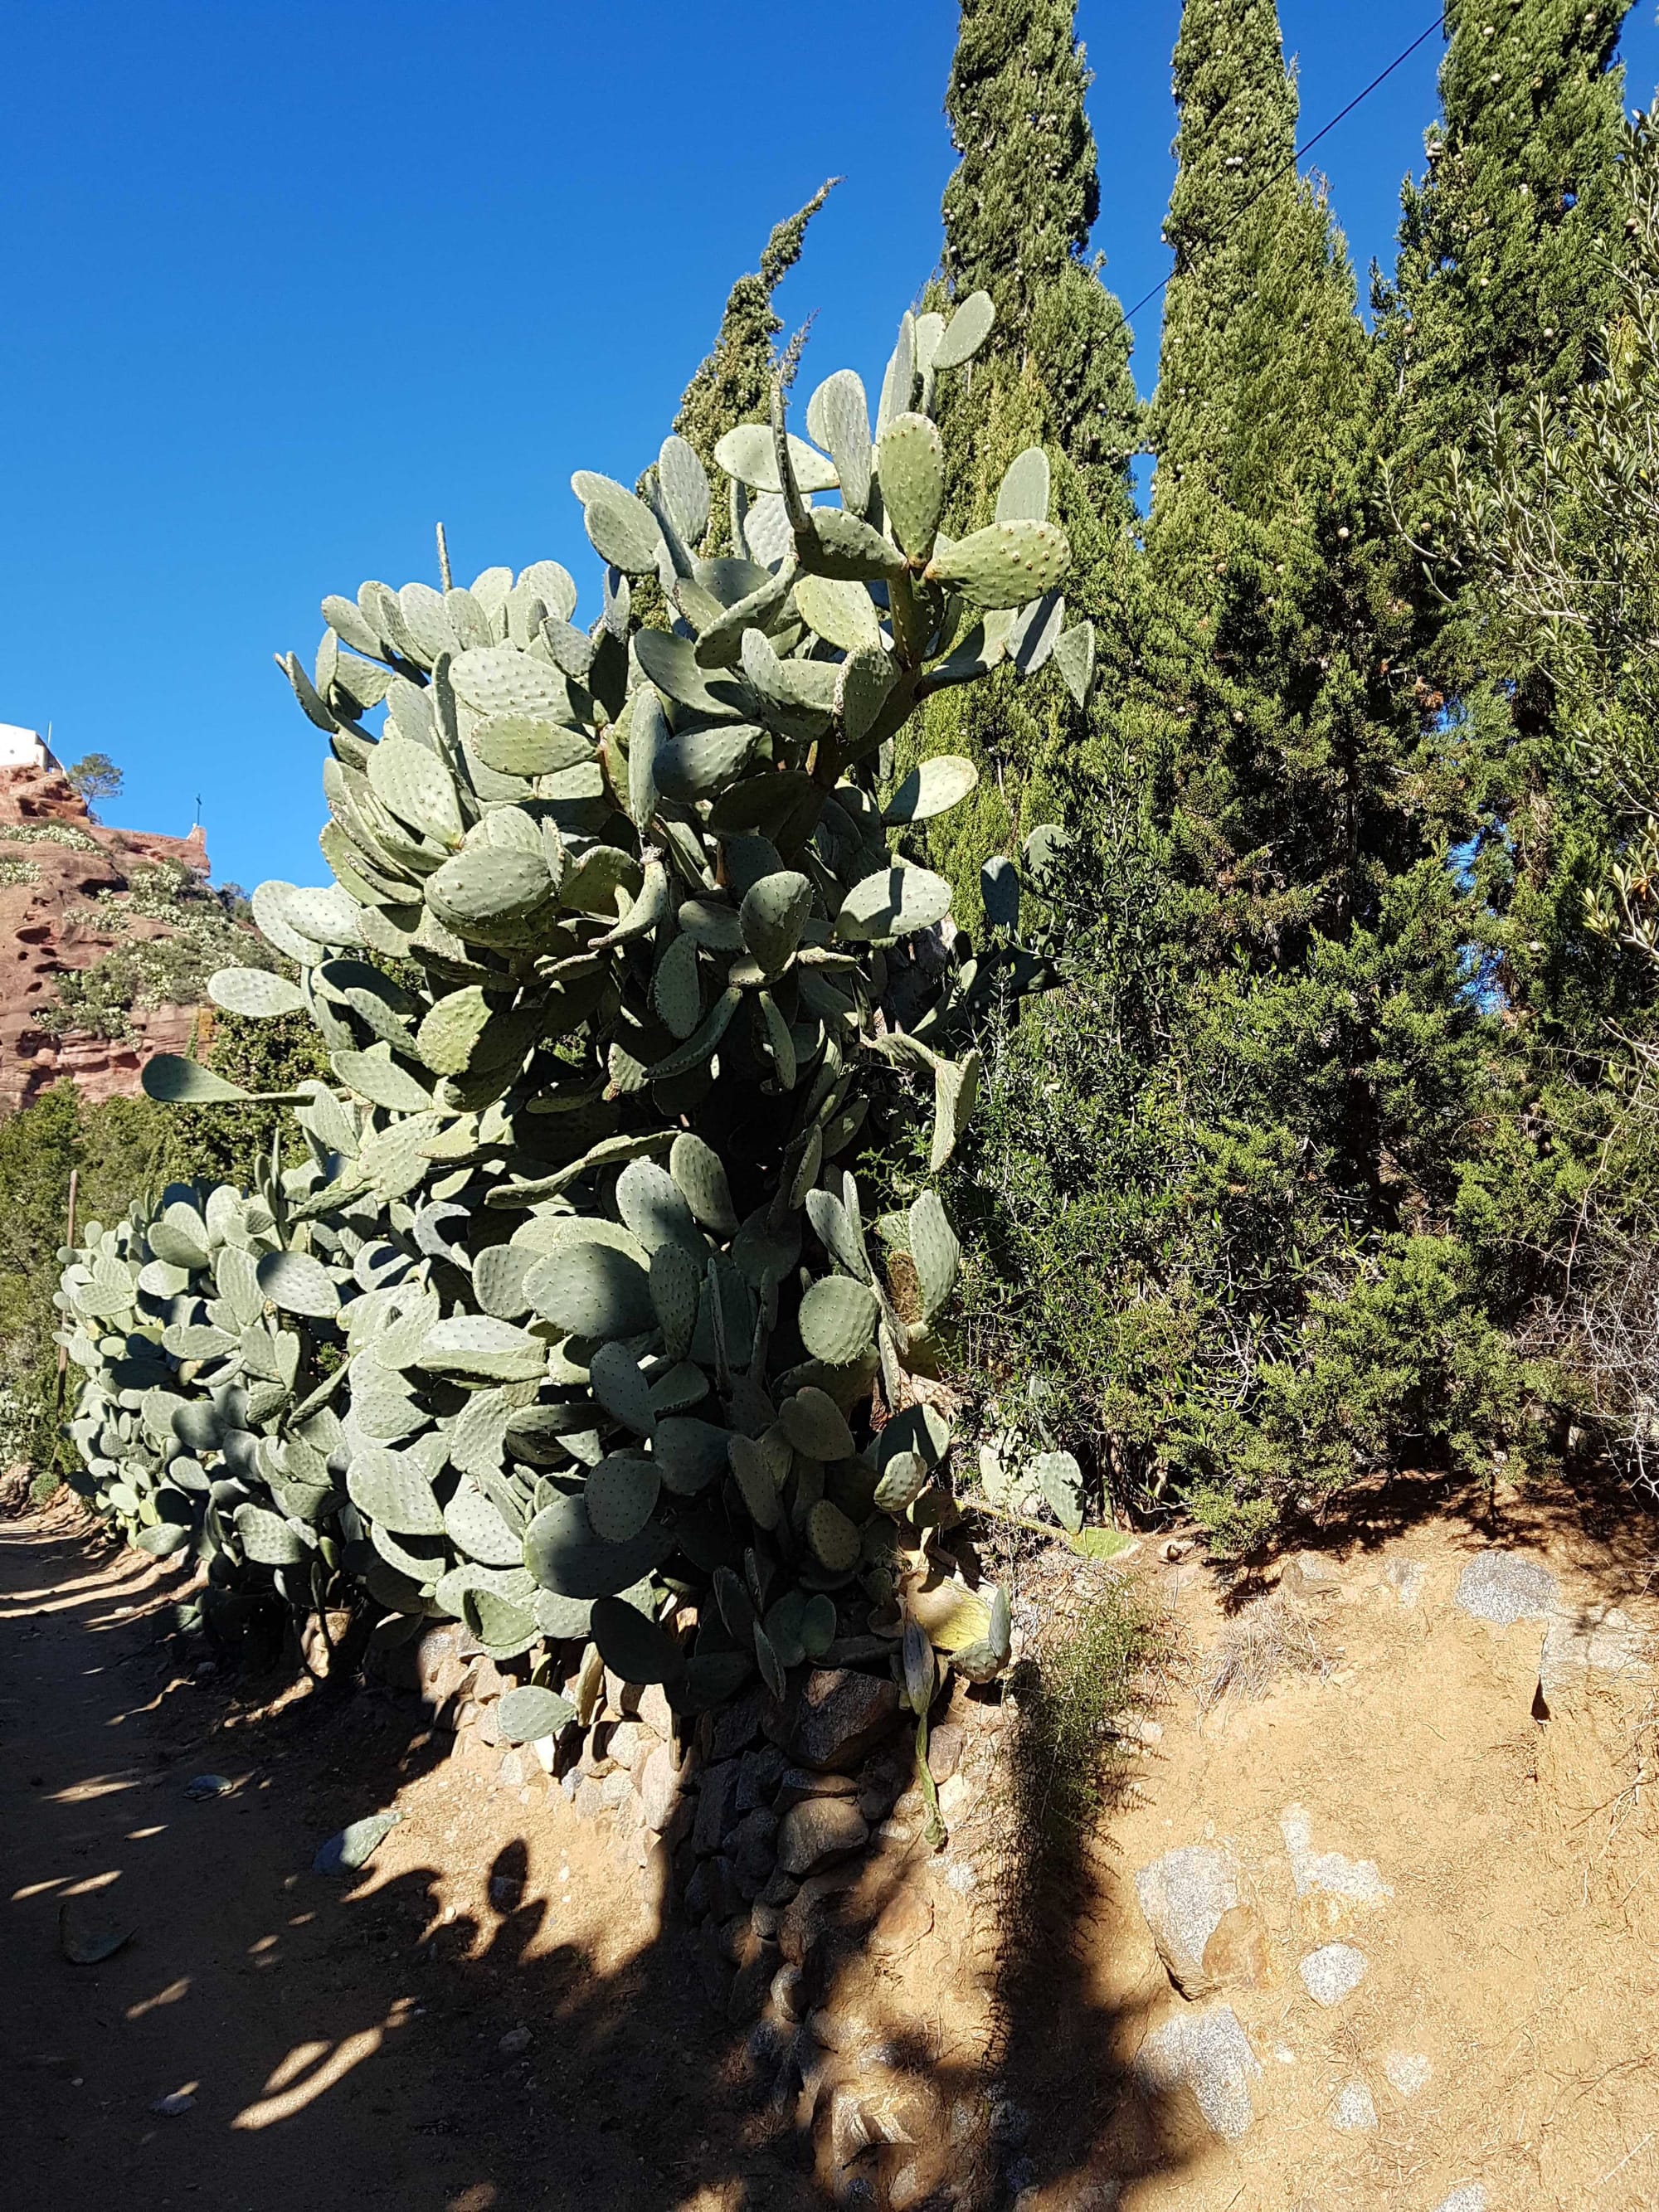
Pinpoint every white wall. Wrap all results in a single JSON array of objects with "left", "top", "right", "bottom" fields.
[{"left": 0, "top": 724, "right": 49, "bottom": 771}]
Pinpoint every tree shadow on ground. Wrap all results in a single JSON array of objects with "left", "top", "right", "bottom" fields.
[
  {"left": 2, "top": 1505, "right": 1199, "bottom": 2212},
  {"left": 1205, "top": 1462, "right": 1659, "bottom": 1616}
]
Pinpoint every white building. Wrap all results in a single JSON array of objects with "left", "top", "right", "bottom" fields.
[{"left": 0, "top": 724, "right": 54, "bottom": 772}]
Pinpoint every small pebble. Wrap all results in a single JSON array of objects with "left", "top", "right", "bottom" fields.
[
  {"left": 150, "top": 2091, "right": 196, "bottom": 2116},
  {"left": 498, "top": 2026, "right": 532, "bottom": 2056}
]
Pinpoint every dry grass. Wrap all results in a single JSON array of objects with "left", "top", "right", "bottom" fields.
[{"left": 1194, "top": 1589, "right": 1333, "bottom": 1718}]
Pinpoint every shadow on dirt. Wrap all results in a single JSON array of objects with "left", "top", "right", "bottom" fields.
[{"left": 2, "top": 1506, "right": 1198, "bottom": 2212}]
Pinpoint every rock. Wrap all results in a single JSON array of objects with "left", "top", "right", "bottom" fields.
[
  {"left": 871, "top": 1889, "right": 933, "bottom": 1960},
  {"left": 944, "top": 1857, "right": 979, "bottom": 1894},
  {"left": 775, "top": 1765, "right": 862, "bottom": 1815},
  {"left": 780, "top": 1870, "right": 857, "bottom": 1966},
  {"left": 1135, "top": 2004, "right": 1261, "bottom": 2142},
  {"left": 1299, "top": 1942, "right": 1367, "bottom": 2006},
  {"left": 705, "top": 1855, "right": 742, "bottom": 1923},
  {"left": 1383, "top": 1558, "right": 1426, "bottom": 1608},
  {"left": 1330, "top": 2080, "right": 1377, "bottom": 2132},
  {"left": 712, "top": 1682, "right": 774, "bottom": 1762},
  {"left": 735, "top": 1742, "right": 786, "bottom": 1814},
  {"left": 812, "top": 2009, "right": 869, "bottom": 2054},
  {"left": 150, "top": 2089, "right": 197, "bottom": 2116},
  {"left": 937, "top": 1771, "right": 974, "bottom": 1826},
  {"left": 926, "top": 1722, "right": 966, "bottom": 1782},
  {"left": 1384, "top": 2050, "right": 1432, "bottom": 2097},
  {"left": 761, "top": 1868, "right": 799, "bottom": 1907},
  {"left": 496, "top": 1748, "right": 527, "bottom": 1789},
  {"left": 573, "top": 1777, "right": 606, "bottom": 1822},
  {"left": 728, "top": 1937, "right": 781, "bottom": 2025},
  {"left": 1540, "top": 1602, "right": 1651, "bottom": 1694},
  {"left": 636, "top": 1680, "right": 674, "bottom": 1738},
  {"left": 693, "top": 1919, "right": 731, "bottom": 2005},
  {"left": 1280, "top": 1804, "right": 1392, "bottom": 1904},
  {"left": 1456, "top": 1551, "right": 1558, "bottom": 1626},
  {"left": 602, "top": 1668, "right": 641, "bottom": 1718},
  {"left": 498, "top": 2025, "right": 532, "bottom": 2056},
  {"left": 599, "top": 1769, "right": 634, "bottom": 1810},
  {"left": 1283, "top": 1552, "right": 1342, "bottom": 1600},
  {"left": 776, "top": 1796, "right": 869, "bottom": 1878},
  {"left": 752, "top": 1898, "right": 786, "bottom": 1941},
  {"left": 639, "top": 1740, "right": 682, "bottom": 1834},
  {"left": 781, "top": 1669, "right": 901, "bottom": 1773},
  {"left": 475, "top": 1701, "right": 501, "bottom": 1748},
  {"left": 731, "top": 1806, "right": 780, "bottom": 1899},
  {"left": 684, "top": 1862, "right": 710, "bottom": 1919},
  {"left": 606, "top": 1719, "right": 646, "bottom": 1770},
  {"left": 769, "top": 1961, "right": 807, "bottom": 2023},
  {"left": 693, "top": 1758, "right": 741, "bottom": 1855},
  {"left": 1134, "top": 1845, "right": 1239, "bottom": 1998},
  {"left": 719, "top": 1912, "right": 757, "bottom": 1967},
  {"left": 1431, "top": 2191, "right": 1486, "bottom": 2212}
]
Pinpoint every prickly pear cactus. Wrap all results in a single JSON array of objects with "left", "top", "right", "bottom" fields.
[
  {"left": 56, "top": 1148, "right": 363, "bottom": 1650},
  {"left": 67, "top": 294, "right": 1086, "bottom": 1708}
]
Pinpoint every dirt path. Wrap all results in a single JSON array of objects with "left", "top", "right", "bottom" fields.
[{"left": 0, "top": 1503, "right": 814, "bottom": 2212}]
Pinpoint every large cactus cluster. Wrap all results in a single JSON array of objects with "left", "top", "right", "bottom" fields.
[{"left": 61, "top": 293, "right": 1092, "bottom": 1707}]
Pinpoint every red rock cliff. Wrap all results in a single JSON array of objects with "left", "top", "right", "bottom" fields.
[{"left": 0, "top": 764, "right": 212, "bottom": 1113}]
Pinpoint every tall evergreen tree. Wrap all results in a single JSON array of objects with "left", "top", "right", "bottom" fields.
[
  {"left": 912, "top": 0, "right": 1142, "bottom": 908},
  {"left": 1373, "top": 2, "right": 1634, "bottom": 1029},
  {"left": 671, "top": 181, "right": 836, "bottom": 550},
  {"left": 1379, "top": 0, "right": 1633, "bottom": 554},
  {"left": 1141, "top": 0, "right": 1414, "bottom": 963}
]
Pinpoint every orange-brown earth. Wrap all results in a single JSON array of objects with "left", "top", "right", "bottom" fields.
[
  {"left": 0, "top": 762, "right": 209, "bottom": 1111},
  {"left": 5, "top": 1478, "right": 1658, "bottom": 2212}
]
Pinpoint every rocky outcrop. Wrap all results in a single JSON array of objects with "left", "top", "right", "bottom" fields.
[{"left": 0, "top": 762, "right": 210, "bottom": 1112}]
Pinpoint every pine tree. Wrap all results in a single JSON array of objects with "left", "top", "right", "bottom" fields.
[{"left": 910, "top": 0, "right": 1143, "bottom": 911}]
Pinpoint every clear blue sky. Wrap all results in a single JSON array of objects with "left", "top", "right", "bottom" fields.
[{"left": 4, "top": 2, "right": 1657, "bottom": 893}]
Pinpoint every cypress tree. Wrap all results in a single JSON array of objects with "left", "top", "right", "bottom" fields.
[
  {"left": 671, "top": 181, "right": 837, "bottom": 549},
  {"left": 1379, "top": 0, "right": 1633, "bottom": 537},
  {"left": 911, "top": 0, "right": 1142, "bottom": 910},
  {"left": 1374, "top": 2, "right": 1634, "bottom": 1022},
  {"left": 1141, "top": 0, "right": 1412, "bottom": 961}
]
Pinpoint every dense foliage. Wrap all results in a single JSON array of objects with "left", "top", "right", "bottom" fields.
[
  {"left": 36, "top": 0, "right": 1659, "bottom": 1582},
  {"left": 56, "top": 298, "right": 1103, "bottom": 1705}
]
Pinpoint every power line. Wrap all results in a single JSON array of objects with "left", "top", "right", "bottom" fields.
[{"left": 1121, "top": 10, "right": 1448, "bottom": 328}]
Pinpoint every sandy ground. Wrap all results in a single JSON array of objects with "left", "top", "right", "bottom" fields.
[
  {"left": 8, "top": 1475, "right": 1659, "bottom": 2212},
  {"left": 995, "top": 1479, "right": 1659, "bottom": 2212},
  {"left": 0, "top": 1501, "right": 820, "bottom": 2212}
]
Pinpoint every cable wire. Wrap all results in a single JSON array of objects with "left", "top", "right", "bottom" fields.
[{"left": 1121, "top": 10, "right": 1448, "bottom": 328}]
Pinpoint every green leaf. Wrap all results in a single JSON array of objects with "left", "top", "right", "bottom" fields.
[
  {"left": 797, "top": 1276, "right": 880, "bottom": 1364},
  {"left": 835, "top": 864, "right": 953, "bottom": 942},
  {"left": 876, "top": 411, "right": 946, "bottom": 557},
  {"left": 207, "top": 968, "right": 305, "bottom": 1018},
  {"left": 256, "top": 1251, "right": 339, "bottom": 1320},
  {"left": 588, "top": 1594, "right": 685, "bottom": 1685},
  {"left": 882, "top": 756, "right": 979, "bottom": 826},
  {"left": 925, "top": 519, "right": 1069, "bottom": 610},
  {"left": 497, "top": 1684, "right": 578, "bottom": 1743},
  {"left": 932, "top": 288, "right": 995, "bottom": 371}
]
